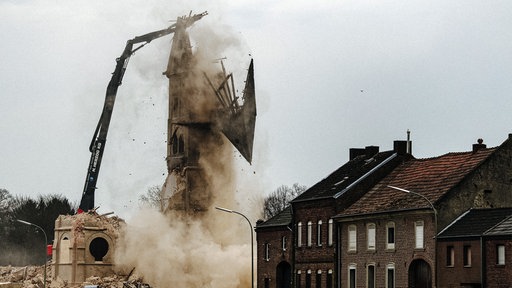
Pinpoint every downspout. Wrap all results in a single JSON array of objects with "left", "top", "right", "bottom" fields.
[
  {"left": 291, "top": 207, "right": 296, "bottom": 288},
  {"left": 336, "top": 222, "right": 341, "bottom": 288},
  {"left": 480, "top": 235, "right": 485, "bottom": 287}
]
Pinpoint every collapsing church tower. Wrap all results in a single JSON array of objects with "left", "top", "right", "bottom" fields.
[{"left": 161, "top": 13, "right": 256, "bottom": 214}]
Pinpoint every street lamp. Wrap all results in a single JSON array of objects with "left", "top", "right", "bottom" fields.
[
  {"left": 17, "top": 219, "right": 47, "bottom": 288},
  {"left": 215, "top": 206, "right": 254, "bottom": 288},
  {"left": 387, "top": 186, "right": 437, "bottom": 288}
]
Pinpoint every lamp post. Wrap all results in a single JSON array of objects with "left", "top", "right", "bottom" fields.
[
  {"left": 387, "top": 186, "right": 437, "bottom": 288},
  {"left": 17, "top": 219, "right": 47, "bottom": 288},
  {"left": 215, "top": 206, "right": 254, "bottom": 288}
]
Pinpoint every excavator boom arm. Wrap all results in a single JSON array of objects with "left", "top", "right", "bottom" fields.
[{"left": 78, "top": 12, "right": 206, "bottom": 213}]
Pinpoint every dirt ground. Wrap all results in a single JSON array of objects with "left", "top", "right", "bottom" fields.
[{"left": 0, "top": 265, "right": 146, "bottom": 288}]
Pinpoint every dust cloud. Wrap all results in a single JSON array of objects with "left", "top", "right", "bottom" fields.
[{"left": 114, "top": 13, "right": 260, "bottom": 288}]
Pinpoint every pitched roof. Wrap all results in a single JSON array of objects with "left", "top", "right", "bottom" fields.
[
  {"left": 438, "top": 208, "right": 512, "bottom": 238},
  {"left": 339, "top": 147, "right": 497, "bottom": 216},
  {"left": 484, "top": 215, "right": 512, "bottom": 236},
  {"left": 255, "top": 206, "right": 292, "bottom": 229},
  {"left": 292, "top": 150, "right": 397, "bottom": 202}
]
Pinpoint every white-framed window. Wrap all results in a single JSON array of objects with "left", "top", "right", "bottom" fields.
[
  {"left": 297, "top": 222, "right": 303, "bottom": 247},
  {"left": 386, "top": 263, "right": 395, "bottom": 288},
  {"left": 327, "top": 269, "right": 333, "bottom": 288},
  {"left": 296, "top": 270, "right": 302, "bottom": 288},
  {"left": 348, "top": 264, "right": 356, "bottom": 288},
  {"left": 316, "top": 270, "right": 322, "bottom": 288},
  {"left": 415, "top": 221, "right": 424, "bottom": 249},
  {"left": 317, "top": 220, "right": 323, "bottom": 246},
  {"left": 264, "top": 243, "right": 270, "bottom": 261},
  {"left": 282, "top": 236, "right": 287, "bottom": 251},
  {"left": 306, "top": 269, "right": 312, "bottom": 288},
  {"left": 464, "top": 245, "right": 472, "bottom": 267},
  {"left": 328, "top": 219, "right": 334, "bottom": 246},
  {"left": 348, "top": 225, "right": 357, "bottom": 251},
  {"left": 366, "top": 264, "right": 375, "bottom": 288},
  {"left": 386, "top": 222, "right": 395, "bottom": 250},
  {"left": 497, "top": 244, "right": 505, "bottom": 265},
  {"left": 367, "top": 223, "right": 376, "bottom": 250},
  {"left": 446, "top": 246, "right": 454, "bottom": 266},
  {"left": 307, "top": 221, "right": 313, "bottom": 247}
]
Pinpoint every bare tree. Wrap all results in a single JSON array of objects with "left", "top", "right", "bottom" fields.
[
  {"left": 139, "top": 185, "right": 162, "bottom": 210},
  {"left": 263, "top": 183, "right": 307, "bottom": 220}
]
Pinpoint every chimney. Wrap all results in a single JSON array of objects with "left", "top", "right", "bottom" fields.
[
  {"left": 472, "top": 138, "right": 486, "bottom": 152},
  {"left": 349, "top": 148, "right": 365, "bottom": 160},
  {"left": 365, "top": 146, "right": 379, "bottom": 157},
  {"left": 394, "top": 140, "right": 410, "bottom": 155},
  {"left": 349, "top": 146, "right": 379, "bottom": 160}
]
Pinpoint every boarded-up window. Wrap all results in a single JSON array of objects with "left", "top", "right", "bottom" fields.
[
  {"left": 497, "top": 245, "right": 505, "bottom": 265},
  {"left": 348, "top": 225, "right": 357, "bottom": 251},
  {"left": 415, "top": 221, "right": 424, "bottom": 249},
  {"left": 307, "top": 221, "right": 312, "bottom": 247},
  {"left": 367, "top": 223, "right": 376, "bottom": 250},
  {"left": 297, "top": 222, "right": 302, "bottom": 247},
  {"left": 328, "top": 219, "right": 334, "bottom": 246},
  {"left": 464, "top": 245, "right": 472, "bottom": 267},
  {"left": 317, "top": 220, "right": 323, "bottom": 246}
]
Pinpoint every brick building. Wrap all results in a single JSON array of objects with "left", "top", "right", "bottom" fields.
[
  {"left": 483, "top": 215, "right": 512, "bottom": 287},
  {"left": 257, "top": 141, "right": 411, "bottom": 288},
  {"left": 336, "top": 135, "right": 512, "bottom": 287},
  {"left": 256, "top": 134, "right": 512, "bottom": 288},
  {"left": 437, "top": 208, "right": 512, "bottom": 288},
  {"left": 256, "top": 206, "right": 294, "bottom": 288}
]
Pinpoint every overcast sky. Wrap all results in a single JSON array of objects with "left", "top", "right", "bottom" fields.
[{"left": 2, "top": 0, "right": 512, "bottom": 219}]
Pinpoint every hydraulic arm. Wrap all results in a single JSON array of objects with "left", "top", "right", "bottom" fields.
[{"left": 78, "top": 12, "right": 207, "bottom": 213}]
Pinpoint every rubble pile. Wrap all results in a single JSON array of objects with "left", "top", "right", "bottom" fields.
[
  {"left": 0, "top": 265, "right": 47, "bottom": 288},
  {"left": 0, "top": 265, "right": 149, "bottom": 288}
]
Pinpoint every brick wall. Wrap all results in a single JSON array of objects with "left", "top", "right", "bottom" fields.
[
  {"left": 485, "top": 238, "right": 512, "bottom": 287},
  {"left": 339, "top": 211, "right": 436, "bottom": 287},
  {"left": 437, "top": 239, "right": 481, "bottom": 287},
  {"left": 294, "top": 200, "right": 336, "bottom": 287},
  {"left": 256, "top": 226, "right": 293, "bottom": 288}
]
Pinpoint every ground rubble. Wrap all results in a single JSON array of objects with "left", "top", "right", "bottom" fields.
[{"left": 0, "top": 265, "right": 149, "bottom": 288}]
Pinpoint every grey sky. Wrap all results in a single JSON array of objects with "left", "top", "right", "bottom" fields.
[{"left": 1, "top": 0, "right": 512, "bottom": 219}]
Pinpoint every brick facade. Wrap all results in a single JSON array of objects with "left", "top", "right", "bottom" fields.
[
  {"left": 338, "top": 210, "right": 436, "bottom": 287},
  {"left": 256, "top": 225, "right": 293, "bottom": 288},
  {"left": 484, "top": 238, "right": 512, "bottom": 287},
  {"left": 437, "top": 239, "right": 482, "bottom": 287},
  {"left": 293, "top": 200, "right": 337, "bottom": 288},
  {"left": 256, "top": 135, "right": 512, "bottom": 288}
]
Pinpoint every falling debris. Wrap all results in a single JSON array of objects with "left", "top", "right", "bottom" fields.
[{"left": 161, "top": 12, "right": 256, "bottom": 214}]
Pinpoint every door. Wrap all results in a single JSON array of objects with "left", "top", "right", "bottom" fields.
[{"left": 408, "top": 259, "right": 432, "bottom": 288}]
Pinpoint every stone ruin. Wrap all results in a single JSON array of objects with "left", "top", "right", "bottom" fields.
[{"left": 51, "top": 211, "right": 123, "bottom": 285}]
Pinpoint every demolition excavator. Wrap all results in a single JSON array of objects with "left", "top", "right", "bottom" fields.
[
  {"left": 78, "top": 11, "right": 256, "bottom": 214},
  {"left": 78, "top": 12, "right": 207, "bottom": 213}
]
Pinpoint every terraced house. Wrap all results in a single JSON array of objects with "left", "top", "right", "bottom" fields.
[{"left": 256, "top": 134, "right": 512, "bottom": 288}]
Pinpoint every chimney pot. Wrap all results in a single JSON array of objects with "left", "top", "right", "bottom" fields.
[{"left": 472, "top": 138, "right": 486, "bottom": 152}]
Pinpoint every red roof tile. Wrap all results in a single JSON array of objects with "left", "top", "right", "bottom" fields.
[{"left": 342, "top": 147, "right": 497, "bottom": 216}]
